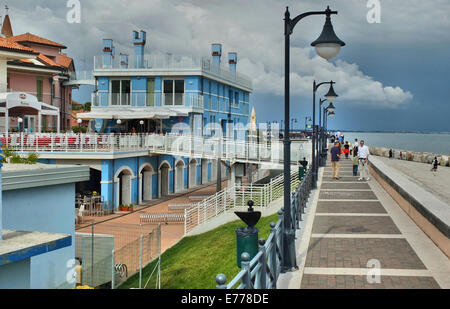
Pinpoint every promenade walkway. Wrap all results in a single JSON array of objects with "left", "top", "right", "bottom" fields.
[
  {"left": 295, "top": 158, "right": 450, "bottom": 289},
  {"left": 374, "top": 156, "right": 450, "bottom": 205}
]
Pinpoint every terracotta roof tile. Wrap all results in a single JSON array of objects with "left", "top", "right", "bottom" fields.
[
  {"left": 7, "top": 32, "right": 67, "bottom": 49},
  {"left": 0, "top": 37, "right": 38, "bottom": 54},
  {"left": 58, "top": 53, "right": 73, "bottom": 69},
  {"left": 37, "top": 53, "right": 62, "bottom": 68}
]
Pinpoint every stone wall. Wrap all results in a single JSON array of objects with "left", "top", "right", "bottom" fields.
[{"left": 370, "top": 147, "right": 450, "bottom": 167}]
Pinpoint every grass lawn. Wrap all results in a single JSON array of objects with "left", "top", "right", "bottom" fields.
[{"left": 118, "top": 212, "right": 279, "bottom": 289}]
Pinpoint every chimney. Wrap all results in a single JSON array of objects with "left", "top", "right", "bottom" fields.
[
  {"left": 120, "top": 53, "right": 128, "bottom": 69},
  {"left": 133, "top": 30, "right": 146, "bottom": 68},
  {"left": 211, "top": 43, "right": 222, "bottom": 67},
  {"left": 228, "top": 52, "right": 237, "bottom": 75},
  {"left": 102, "top": 39, "right": 115, "bottom": 68}
]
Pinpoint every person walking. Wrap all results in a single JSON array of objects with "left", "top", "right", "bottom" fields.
[
  {"left": 352, "top": 151, "right": 359, "bottom": 176},
  {"left": 358, "top": 140, "right": 370, "bottom": 181},
  {"left": 399, "top": 151, "right": 403, "bottom": 160},
  {"left": 389, "top": 149, "right": 393, "bottom": 159},
  {"left": 344, "top": 141, "right": 350, "bottom": 159},
  {"left": 330, "top": 141, "right": 341, "bottom": 180},
  {"left": 353, "top": 138, "right": 359, "bottom": 157},
  {"left": 431, "top": 157, "right": 439, "bottom": 174}
]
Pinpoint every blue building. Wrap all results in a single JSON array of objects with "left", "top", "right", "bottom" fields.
[
  {"left": 0, "top": 163, "right": 89, "bottom": 289},
  {"left": 70, "top": 30, "right": 253, "bottom": 209}
]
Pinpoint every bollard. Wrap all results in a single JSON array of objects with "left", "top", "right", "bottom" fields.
[{"left": 235, "top": 201, "right": 261, "bottom": 268}]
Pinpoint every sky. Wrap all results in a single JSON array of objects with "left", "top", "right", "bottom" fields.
[{"left": 6, "top": 0, "right": 450, "bottom": 132}]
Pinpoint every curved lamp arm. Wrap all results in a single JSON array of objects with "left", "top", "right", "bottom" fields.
[{"left": 285, "top": 6, "right": 337, "bottom": 35}]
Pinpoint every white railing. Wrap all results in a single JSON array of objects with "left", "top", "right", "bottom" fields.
[
  {"left": 183, "top": 169, "right": 300, "bottom": 235},
  {"left": 94, "top": 54, "right": 252, "bottom": 89},
  {"left": 92, "top": 92, "right": 204, "bottom": 109},
  {"left": 3, "top": 133, "right": 311, "bottom": 164}
]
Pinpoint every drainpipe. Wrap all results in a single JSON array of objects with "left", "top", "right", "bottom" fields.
[
  {"left": 173, "top": 157, "right": 176, "bottom": 193},
  {"left": 137, "top": 156, "right": 140, "bottom": 204},
  {"left": 112, "top": 159, "right": 115, "bottom": 212}
]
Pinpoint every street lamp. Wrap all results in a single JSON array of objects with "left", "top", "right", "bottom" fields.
[
  {"left": 116, "top": 119, "right": 122, "bottom": 125},
  {"left": 318, "top": 98, "right": 327, "bottom": 167},
  {"left": 18, "top": 117, "right": 23, "bottom": 133},
  {"left": 312, "top": 81, "right": 338, "bottom": 187},
  {"left": 283, "top": 5, "right": 345, "bottom": 272},
  {"left": 77, "top": 118, "right": 82, "bottom": 133}
]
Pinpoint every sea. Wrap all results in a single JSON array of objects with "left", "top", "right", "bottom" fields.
[{"left": 340, "top": 132, "right": 450, "bottom": 156}]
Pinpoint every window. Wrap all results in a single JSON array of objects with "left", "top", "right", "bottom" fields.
[
  {"left": 111, "top": 79, "right": 130, "bottom": 105},
  {"left": 36, "top": 77, "right": 43, "bottom": 102},
  {"left": 147, "top": 78, "right": 155, "bottom": 106},
  {"left": 163, "top": 79, "right": 184, "bottom": 105}
]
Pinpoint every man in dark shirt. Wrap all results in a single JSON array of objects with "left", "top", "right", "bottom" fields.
[{"left": 330, "top": 142, "right": 341, "bottom": 179}]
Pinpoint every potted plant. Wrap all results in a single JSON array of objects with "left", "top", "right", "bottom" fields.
[
  {"left": 119, "top": 204, "right": 126, "bottom": 211},
  {"left": 128, "top": 203, "right": 134, "bottom": 212}
]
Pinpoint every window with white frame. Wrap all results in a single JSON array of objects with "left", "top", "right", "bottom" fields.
[
  {"left": 111, "top": 79, "right": 131, "bottom": 106},
  {"left": 163, "top": 79, "right": 184, "bottom": 106}
]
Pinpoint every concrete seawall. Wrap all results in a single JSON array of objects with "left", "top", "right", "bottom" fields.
[
  {"left": 369, "top": 156, "right": 450, "bottom": 258},
  {"left": 370, "top": 146, "right": 450, "bottom": 167}
]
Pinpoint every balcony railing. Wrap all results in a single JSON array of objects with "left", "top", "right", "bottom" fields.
[
  {"left": 2, "top": 133, "right": 311, "bottom": 164},
  {"left": 92, "top": 92, "right": 204, "bottom": 109},
  {"left": 94, "top": 54, "right": 252, "bottom": 90}
]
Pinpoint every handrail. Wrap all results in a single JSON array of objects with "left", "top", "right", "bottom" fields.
[
  {"left": 215, "top": 168, "right": 313, "bottom": 289},
  {"left": 3, "top": 132, "right": 311, "bottom": 165}
]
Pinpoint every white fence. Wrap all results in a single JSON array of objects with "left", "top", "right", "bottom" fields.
[
  {"left": 3, "top": 133, "right": 311, "bottom": 164},
  {"left": 184, "top": 169, "right": 300, "bottom": 235}
]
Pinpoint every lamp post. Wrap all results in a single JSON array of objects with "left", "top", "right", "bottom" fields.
[
  {"left": 312, "top": 81, "right": 338, "bottom": 187},
  {"left": 283, "top": 5, "right": 345, "bottom": 272},
  {"left": 318, "top": 98, "right": 327, "bottom": 166},
  {"left": 304, "top": 116, "right": 311, "bottom": 132},
  {"left": 291, "top": 118, "right": 297, "bottom": 131},
  {"left": 77, "top": 118, "right": 82, "bottom": 133},
  {"left": 18, "top": 117, "right": 23, "bottom": 133},
  {"left": 323, "top": 103, "right": 335, "bottom": 148}
]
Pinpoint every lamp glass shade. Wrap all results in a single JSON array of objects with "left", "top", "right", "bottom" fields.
[
  {"left": 314, "top": 43, "right": 341, "bottom": 61},
  {"left": 77, "top": 119, "right": 82, "bottom": 124},
  {"left": 324, "top": 83, "right": 338, "bottom": 103},
  {"left": 139, "top": 120, "right": 144, "bottom": 125},
  {"left": 328, "top": 111, "right": 336, "bottom": 118},
  {"left": 18, "top": 117, "right": 23, "bottom": 123},
  {"left": 327, "top": 102, "right": 335, "bottom": 113},
  {"left": 117, "top": 119, "right": 122, "bottom": 124}
]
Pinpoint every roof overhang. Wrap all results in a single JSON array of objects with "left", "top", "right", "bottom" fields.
[{"left": 77, "top": 107, "right": 189, "bottom": 120}]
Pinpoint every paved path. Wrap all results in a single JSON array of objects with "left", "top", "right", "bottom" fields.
[
  {"left": 299, "top": 159, "right": 450, "bottom": 289},
  {"left": 375, "top": 156, "right": 450, "bottom": 205}
]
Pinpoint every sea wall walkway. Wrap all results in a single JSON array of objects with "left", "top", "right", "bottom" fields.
[{"left": 279, "top": 158, "right": 450, "bottom": 289}]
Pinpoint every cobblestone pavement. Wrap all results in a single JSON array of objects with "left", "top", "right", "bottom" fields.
[{"left": 300, "top": 160, "right": 448, "bottom": 289}]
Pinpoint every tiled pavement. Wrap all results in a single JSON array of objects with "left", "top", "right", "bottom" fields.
[{"left": 300, "top": 159, "right": 446, "bottom": 289}]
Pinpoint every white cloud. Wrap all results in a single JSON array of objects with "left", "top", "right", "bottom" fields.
[{"left": 10, "top": 0, "right": 442, "bottom": 108}]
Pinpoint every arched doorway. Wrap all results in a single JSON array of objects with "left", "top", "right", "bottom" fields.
[
  {"left": 189, "top": 159, "right": 197, "bottom": 188},
  {"left": 175, "top": 159, "right": 185, "bottom": 193},
  {"left": 201, "top": 159, "right": 208, "bottom": 185},
  {"left": 159, "top": 161, "right": 170, "bottom": 197},
  {"left": 140, "top": 164, "right": 153, "bottom": 203},
  {"left": 117, "top": 168, "right": 132, "bottom": 206}
]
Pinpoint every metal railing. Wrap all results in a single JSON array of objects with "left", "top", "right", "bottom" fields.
[
  {"left": 92, "top": 92, "right": 204, "bottom": 109},
  {"left": 183, "top": 169, "right": 300, "bottom": 235},
  {"left": 94, "top": 54, "right": 253, "bottom": 90},
  {"left": 4, "top": 133, "right": 311, "bottom": 164},
  {"left": 215, "top": 169, "right": 313, "bottom": 289}
]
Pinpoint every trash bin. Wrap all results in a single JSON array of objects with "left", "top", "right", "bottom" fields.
[
  {"left": 236, "top": 227, "right": 258, "bottom": 268},
  {"left": 299, "top": 167, "right": 306, "bottom": 180}
]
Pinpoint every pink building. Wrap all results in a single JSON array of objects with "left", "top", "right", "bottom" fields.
[{"left": 0, "top": 13, "right": 76, "bottom": 132}]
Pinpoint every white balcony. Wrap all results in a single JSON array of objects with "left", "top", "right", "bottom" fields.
[{"left": 94, "top": 54, "right": 252, "bottom": 90}]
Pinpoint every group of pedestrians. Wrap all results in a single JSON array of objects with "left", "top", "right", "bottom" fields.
[{"left": 330, "top": 137, "right": 370, "bottom": 181}]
